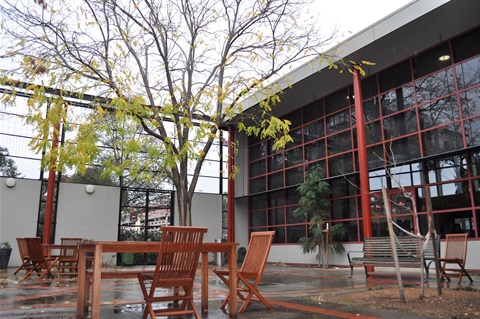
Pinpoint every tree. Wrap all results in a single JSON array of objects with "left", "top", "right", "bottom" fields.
[
  {"left": 0, "top": 0, "right": 337, "bottom": 226},
  {"left": 0, "top": 146, "right": 21, "bottom": 177},
  {"left": 293, "top": 165, "right": 345, "bottom": 268}
]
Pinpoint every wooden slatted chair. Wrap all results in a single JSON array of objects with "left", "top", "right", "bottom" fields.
[
  {"left": 137, "top": 226, "right": 207, "bottom": 319},
  {"left": 14, "top": 238, "right": 33, "bottom": 275},
  {"left": 438, "top": 233, "right": 473, "bottom": 283},
  {"left": 57, "top": 237, "right": 83, "bottom": 279},
  {"left": 24, "top": 237, "right": 59, "bottom": 280},
  {"left": 213, "top": 231, "right": 275, "bottom": 313}
]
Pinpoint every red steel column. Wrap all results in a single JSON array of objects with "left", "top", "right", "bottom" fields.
[
  {"left": 227, "top": 125, "right": 235, "bottom": 242},
  {"left": 352, "top": 69, "right": 372, "bottom": 240},
  {"left": 43, "top": 123, "right": 60, "bottom": 245}
]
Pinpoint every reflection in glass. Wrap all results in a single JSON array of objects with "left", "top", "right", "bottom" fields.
[
  {"left": 383, "top": 110, "right": 417, "bottom": 139},
  {"left": 363, "top": 97, "right": 380, "bottom": 121},
  {"left": 415, "top": 68, "right": 455, "bottom": 104},
  {"left": 326, "top": 110, "right": 350, "bottom": 134},
  {"left": 331, "top": 198, "right": 357, "bottom": 219},
  {"left": 455, "top": 56, "right": 480, "bottom": 90},
  {"left": 365, "top": 121, "right": 382, "bottom": 144},
  {"left": 421, "top": 124, "right": 463, "bottom": 156},
  {"left": 328, "top": 153, "right": 353, "bottom": 177},
  {"left": 305, "top": 140, "right": 326, "bottom": 162},
  {"left": 284, "top": 147, "right": 303, "bottom": 168},
  {"left": 285, "top": 166, "right": 304, "bottom": 187},
  {"left": 286, "top": 225, "right": 307, "bottom": 243},
  {"left": 303, "top": 120, "right": 324, "bottom": 142},
  {"left": 460, "top": 87, "right": 480, "bottom": 119},
  {"left": 250, "top": 210, "right": 267, "bottom": 227},
  {"left": 381, "top": 85, "right": 414, "bottom": 115},
  {"left": 268, "top": 153, "right": 283, "bottom": 172},
  {"left": 388, "top": 135, "right": 420, "bottom": 162},
  {"left": 327, "top": 131, "right": 352, "bottom": 155},
  {"left": 418, "top": 95, "right": 459, "bottom": 129},
  {"left": 464, "top": 116, "right": 480, "bottom": 147},
  {"left": 268, "top": 172, "right": 283, "bottom": 190}
]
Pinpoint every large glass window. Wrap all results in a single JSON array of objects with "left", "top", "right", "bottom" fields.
[
  {"left": 455, "top": 56, "right": 480, "bottom": 90},
  {"left": 249, "top": 160, "right": 265, "bottom": 177},
  {"left": 285, "top": 166, "right": 304, "bottom": 187},
  {"left": 381, "top": 85, "right": 415, "bottom": 115},
  {"left": 389, "top": 135, "right": 421, "bottom": 161},
  {"left": 303, "top": 120, "right": 324, "bottom": 142},
  {"left": 365, "top": 121, "right": 382, "bottom": 144},
  {"left": 383, "top": 110, "right": 417, "bottom": 139},
  {"left": 460, "top": 87, "right": 480, "bottom": 119},
  {"left": 327, "top": 131, "right": 352, "bottom": 155},
  {"left": 415, "top": 68, "right": 455, "bottom": 104},
  {"left": 326, "top": 109, "right": 350, "bottom": 134},
  {"left": 284, "top": 147, "right": 303, "bottom": 168},
  {"left": 464, "top": 116, "right": 480, "bottom": 148},
  {"left": 331, "top": 198, "right": 357, "bottom": 219},
  {"left": 421, "top": 124, "right": 463, "bottom": 156},
  {"left": 418, "top": 95, "right": 460, "bottom": 129},
  {"left": 305, "top": 140, "right": 326, "bottom": 162}
]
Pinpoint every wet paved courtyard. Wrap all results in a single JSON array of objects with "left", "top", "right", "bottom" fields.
[{"left": 1, "top": 264, "right": 478, "bottom": 318}]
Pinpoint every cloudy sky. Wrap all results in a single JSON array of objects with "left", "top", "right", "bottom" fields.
[{"left": 315, "top": 0, "right": 413, "bottom": 42}]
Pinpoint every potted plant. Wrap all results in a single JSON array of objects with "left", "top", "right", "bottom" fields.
[{"left": 0, "top": 241, "right": 12, "bottom": 269}]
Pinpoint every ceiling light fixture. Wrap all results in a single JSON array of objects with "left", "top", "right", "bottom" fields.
[{"left": 438, "top": 55, "right": 450, "bottom": 61}]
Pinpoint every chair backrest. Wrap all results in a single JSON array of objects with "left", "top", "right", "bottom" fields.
[
  {"left": 59, "top": 237, "right": 83, "bottom": 258},
  {"left": 16, "top": 238, "right": 30, "bottom": 260},
  {"left": 443, "top": 233, "right": 468, "bottom": 261},
  {"left": 239, "top": 231, "right": 275, "bottom": 280},
  {"left": 25, "top": 237, "right": 47, "bottom": 263},
  {"left": 153, "top": 226, "right": 207, "bottom": 280}
]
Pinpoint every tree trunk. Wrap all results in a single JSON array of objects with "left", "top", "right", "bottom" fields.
[
  {"left": 383, "top": 187, "right": 405, "bottom": 303},
  {"left": 176, "top": 186, "right": 192, "bottom": 226}
]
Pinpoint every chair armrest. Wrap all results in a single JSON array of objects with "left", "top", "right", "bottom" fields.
[{"left": 347, "top": 250, "right": 364, "bottom": 264}]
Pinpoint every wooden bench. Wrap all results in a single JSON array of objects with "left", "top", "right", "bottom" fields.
[{"left": 347, "top": 236, "right": 439, "bottom": 278}]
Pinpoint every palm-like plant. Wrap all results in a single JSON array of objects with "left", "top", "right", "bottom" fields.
[{"left": 293, "top": 166, "right": 346, "bottom": 267}]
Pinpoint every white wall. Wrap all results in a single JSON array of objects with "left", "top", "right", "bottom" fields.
[
  {"left": 0, "top": 178, "right": 42, "bottom": 267},
  {"left": 55, "top": 183, "right": 120, "bottom": 243}
]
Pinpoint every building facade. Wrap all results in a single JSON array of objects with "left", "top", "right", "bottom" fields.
[{"left": 230, "top": 0, "right": 480, "bottom": 268}]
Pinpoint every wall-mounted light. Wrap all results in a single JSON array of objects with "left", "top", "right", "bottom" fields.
[
  {"left": 85, "top": 184, "right": 95, "bottom": 194},
  {"left": 438, "top": 55, "right": 450, "bottom": 61},
  {"left": 5, "top": 178, "right": 16, "bottom": 188}
]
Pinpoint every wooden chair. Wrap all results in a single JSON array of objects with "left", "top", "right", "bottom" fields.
[
  {"left": 137, "top": 226, "right": 207, "bottom": 319},
  {"left": 438, "top": 233, "right": 473, "bottom": 284},
  {"left": 213, "top": 231, "right": 275, "bottom": 313},
  {"left": 14, "top": 238, "right": 33, "bottom": 275},
  {"left": 24, "top": 237, "right": 59, "bottom": 280},
  {"left": 57, "top": 237, "right": 82, "bottom": 279}
]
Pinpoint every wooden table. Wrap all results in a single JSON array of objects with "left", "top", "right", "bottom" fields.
[{"left": 76, "top": 241, "right": 239, "bottom": 319}]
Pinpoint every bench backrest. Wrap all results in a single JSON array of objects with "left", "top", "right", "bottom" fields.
[{"left": 364, "top": 236, "right": 437, "bottom": 259}]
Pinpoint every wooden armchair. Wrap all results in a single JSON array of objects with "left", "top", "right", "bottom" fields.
[
  {"left": 438, "top": 233, "right": 473, "bottom": 283},
  {"left": 137, "top": 226, "right": 207, "bottom": 319},
  {"left": 24, "top": 237, "right": 59, "bottom": 280},
  {"left": 14, "top": 238, "right": 33, "bottom": 275},
  {"left": 57, "top": 237, "right": 83, "bottom": 279},
  {"left": 213, "top": 231, "right": 275, "bottom": 313}
]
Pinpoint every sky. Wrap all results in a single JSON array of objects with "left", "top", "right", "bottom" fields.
[{"left": 314, "top": 0, "right": 413, "bottom": 43}]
